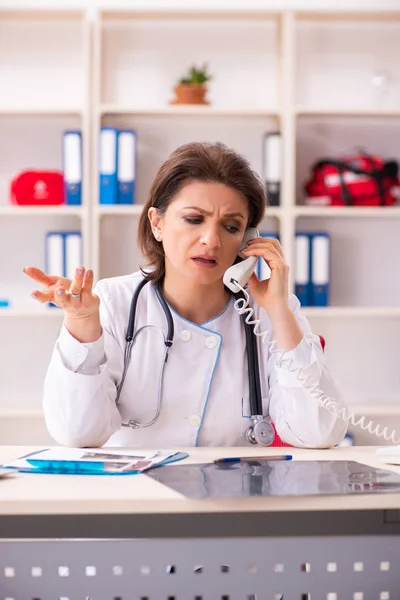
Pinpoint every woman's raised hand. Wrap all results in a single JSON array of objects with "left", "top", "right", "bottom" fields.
[{"left": 24, "top": 266, "right": 102, "bottom": 342}]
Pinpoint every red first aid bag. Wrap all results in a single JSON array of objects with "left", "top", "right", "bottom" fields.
[
  {"left": 10, "top": 170, "right": 65, "bottom": 206},
  {"left": 304, "top": 154, "right": 400, "bottom": 207}
]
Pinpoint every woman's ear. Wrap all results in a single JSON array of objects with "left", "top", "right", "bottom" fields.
[{"left": 148, "top": 207, "right": 163, "bottom": 242}]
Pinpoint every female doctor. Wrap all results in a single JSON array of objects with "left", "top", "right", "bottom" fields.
[{"left": 24, "top": 142, "right": 347, "bottom": 449}]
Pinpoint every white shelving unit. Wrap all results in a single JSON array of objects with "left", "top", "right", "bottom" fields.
[
  {"left": 2, "top": 4, "right": 400, "bottom": 444},
  {"left": 92, "top": 8, "right": 287, "bottom": 276},
  {"left": 0, "top": 8, "right": 91, "bottom": 428}
]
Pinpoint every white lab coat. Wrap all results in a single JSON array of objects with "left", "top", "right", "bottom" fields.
[{"left": 43, "top": 271, "right": 347, "bottom": 449}]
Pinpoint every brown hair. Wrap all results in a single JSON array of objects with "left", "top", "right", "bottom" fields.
[{"left": 138, "top": 141, "right": 267, "bottom": 282}]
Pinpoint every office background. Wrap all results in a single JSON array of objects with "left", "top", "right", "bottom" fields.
[{"left": 0, "top": 0, "right": 399, "bottom": 446}]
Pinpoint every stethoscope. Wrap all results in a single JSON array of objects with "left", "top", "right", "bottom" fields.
[{"left": 115, "top": 277, "right": 275, "bottom": 446}]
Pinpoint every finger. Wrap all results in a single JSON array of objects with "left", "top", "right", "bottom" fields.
[
  {"left": 81, "top": 269, "right": 94, "bottom": 295},
  {"left": 246, "top": 239, "right": 284, "bottom": 258},
  {"left": 244, "top": 246, "right": 286, "bottom": 272},
  {"left": 24, "top": 266, "right": 59, "bottom": 287},
  {"left": 242, "top": 243, "right": 282, "bottom": 260},
  {"left": 249, "top": 271, "right": 260, "bottom": 284},
  {"left": 31, "top": 288, "right": 56, "bottom": 304},
  {"left": 54, "top": 285, "right": 70, "bottom": 309},
  {"left": 68, "top": 267, "right": 85, "bottom": 299}
]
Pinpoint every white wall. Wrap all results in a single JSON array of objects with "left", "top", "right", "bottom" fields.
[
  {"left": 1, "top": 0, "right": 400, "bottom": 448},
  {"left": 1, "top": 0, "right": 400, "bottom": 11}
]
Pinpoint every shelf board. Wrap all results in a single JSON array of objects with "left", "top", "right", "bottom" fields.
[
  {"left": 349, "top": 403, "right": 400, "bottom": 417},
  {"left": 0, "top": 206, "right": 84, "bottom": 217},
  {"left": 295, "top": 11, "right": 400, "bottom": 23},
  {"left": 0, "top": 409, "right": 44, "bottom": 419},
  {"left": 1, "top": 405, "right": 399, "bottom": 420},
  {"left": 97, "top": 205, "right": 143, "bottom": 216},
  {"left": 294, "top": 206, "right": 400, "bottom": 218},
  {"left": 97, "top": 205, "right": 282, "bottom": 218},
  {"left": 100, "top": 9, "right": 280, "bottom": 22},
  {"left": 99, "top": 104, "right": 279, "bottom": 118},
  {"left": 0, "top": 308, "right": 64, "bottom": 318},
  {"left": 0, "top": 107, "right": 84, "bottom": 117},
  {"left": 295, "top": 107, "right": 400, "bottom": 118},
  {"left": 0, "top": 9, "right": 84, "bottom": 21},
  {"left": 301, "top": 307, "right": 400, "bottom": 318}
]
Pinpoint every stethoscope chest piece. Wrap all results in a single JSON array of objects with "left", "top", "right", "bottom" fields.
[{"left": 245, "top": 417, "right": 275, "bottom": 446}]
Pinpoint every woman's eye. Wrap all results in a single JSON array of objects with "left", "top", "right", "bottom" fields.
[
  {"left": 184, "top": 217, "right": 203, "bottom": 225},
  {"left": 226, "top": 225, "right": 240, "bottom": 233}
]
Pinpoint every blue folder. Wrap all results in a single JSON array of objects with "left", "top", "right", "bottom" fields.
[
  {"left": 99, "top": 127, "right": 118, "bottom": 204},
  {"left": 63, "top": 130, "right": 82, "bottom": 205},
  {"left": 117, "top": 129, "right": 136, "bottom": 204},
  {"left": 310, "top": 232, "right": 330, "bottom": 307},
  {"left": 295, "top": 232, "right": 312, "bottom": 306}
]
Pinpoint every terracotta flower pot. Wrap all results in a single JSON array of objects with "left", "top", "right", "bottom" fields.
[{"left": 170, "top": 83, "right": 209, "bottom": 105}]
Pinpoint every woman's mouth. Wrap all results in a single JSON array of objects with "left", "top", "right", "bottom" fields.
[{"left": 192, "top": 256, "right": 218, "bottom": 268}]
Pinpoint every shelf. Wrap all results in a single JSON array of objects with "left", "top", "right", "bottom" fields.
[
  {"left": 295, "top": 107, "right": 400, "bottom": 118},
  {"left": 349, "top": 403, "right": 400, "bottom": 417},
  {"left": 0, "top": 206, "right": 84, "bottom": 217},
  {"left": 100, "top": 9, "right": 280, "bottom": 21},
  {"left": 0, "top": 9, "right": 84, "bottom": 21},
  {"left": 0, "top": 308, "right": 64, "bottom": 318},
  {"left": 295, "top": 11, "right": 400, "bottom": 22},
  {"left": 301, "top": 307, "right": 400, "bottom": 318},
  {"left": 99, "top": 105, "right": 280, "bottom": 118},
  {"left": 1, "top": 405, "right": 399, "bottom": 419},
  {"left": 0, "top": 107, "right": 84, "bottom": 117},
  {"left": 0, "top": 409, "right": 44, "bottom": 419},
  {"left": 97, "top": 205, "right": 143, "bottom": 216},
  {"left": 97, "top": 205, "right": 282, "bottom": 218},
  {"left": 294, "top": 206, "right": 400, "bottom": 218}
]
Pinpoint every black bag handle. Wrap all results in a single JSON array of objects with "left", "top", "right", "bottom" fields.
[{"left": 313, "top": 156, "right": 395, "bottom": 206}]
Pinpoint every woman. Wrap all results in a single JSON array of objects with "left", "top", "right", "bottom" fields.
[{"left": 24, "top": 142, "right": 347, "bottom": 449}]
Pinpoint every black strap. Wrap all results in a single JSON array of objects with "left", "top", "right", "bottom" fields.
[
  {"left": 127, "top": 278, "right": 174, "bottom": 350},
  {"left": 126, "top": 277, "right": 150, "bottom": 342},
  {"left": 314, "top": 157, "right": 390, "bottom": 206}
]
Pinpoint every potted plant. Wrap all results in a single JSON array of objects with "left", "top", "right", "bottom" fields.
[{"left": 170, "top": 63, "right": 212, "bottom": 105}]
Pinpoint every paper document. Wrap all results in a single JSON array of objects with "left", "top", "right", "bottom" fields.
[
  {"left": 3, "top": 448, "right": 188, "bottom": 475},
  {"left": 376, "top": 446, "right": 400, "bottom": 465}
]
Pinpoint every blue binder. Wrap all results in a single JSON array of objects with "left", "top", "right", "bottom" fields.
[
  {"left": 117, "top": 129, "right": 136, "bottom": 204},
  {"left": 99, "top": 127, "right": 118, "bottom": 204},
  {"left": 310, "top": 232, "right": 330, "bottom": 307},
  {"left": 63, "top": 130, "right": 82, "bottom": 205},
  {"left": 257, "top": 232, "right": 279, "bottom": 280},
  {"left": 295, "top": 232, "right": 312, "bottom": 306}
]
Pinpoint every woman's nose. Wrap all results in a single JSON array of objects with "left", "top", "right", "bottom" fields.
[{"left": 200, "top": 228, "right": 221, "bottom": 248}]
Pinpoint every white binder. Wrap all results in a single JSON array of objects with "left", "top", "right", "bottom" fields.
[
  {"left": 45, "top": 233, "right": 64, "bottom": 276},
  {"left": 65, "top": 232, "right": 82, "bottom": 280}
]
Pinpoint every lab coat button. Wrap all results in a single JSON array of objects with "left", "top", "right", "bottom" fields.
[
  {"left": 205, "top": 335, "right": 218, "bottom": 349},
  {"left": 180, "top": 330, "right": 192, "bottom": 342},
  {"left": 189, "top": 414, "right": 201, "bottom": 427}
]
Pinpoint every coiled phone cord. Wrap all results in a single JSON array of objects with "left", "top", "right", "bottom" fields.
[{"left": 233, "top": 283, "right": 400, "bottom": 445}]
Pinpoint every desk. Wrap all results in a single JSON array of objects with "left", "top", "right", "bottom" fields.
[{"left": 1, "top": 445, "right": 400, "bottom": 599}]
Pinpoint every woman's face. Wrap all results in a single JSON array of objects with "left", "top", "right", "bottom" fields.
[{"left": 149, "top": 181, "right": 250, "bottom": 286}]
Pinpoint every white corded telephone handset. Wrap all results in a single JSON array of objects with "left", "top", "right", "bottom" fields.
[
  {"left": 224, "top": 227, "right": 400, "bottom": 446},
  {"left": 223, "top": 227, "right": 260, "bottom": 294}
]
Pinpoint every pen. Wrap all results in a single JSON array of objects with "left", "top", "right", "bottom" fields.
[{"left": 213, "top": 455, "right": 292, "bottom": 464}]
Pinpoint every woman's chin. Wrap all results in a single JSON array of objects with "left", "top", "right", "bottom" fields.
[{"left": 187, "top": 262, "right": 223, "bottom": 284}]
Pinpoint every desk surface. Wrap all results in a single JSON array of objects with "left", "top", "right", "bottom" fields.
[{"left": 0, "top": 445, "right": 399, "bottom": 516}]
